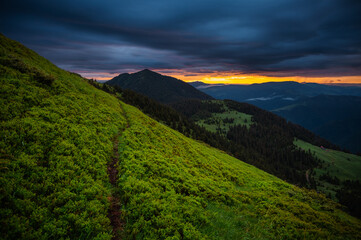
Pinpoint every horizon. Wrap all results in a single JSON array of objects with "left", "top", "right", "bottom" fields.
[
  {"left": 1, "top": 1, "right": 361, "bottom": 84},
  {"left": 96, "top": 69, "right": 361, "bottom": 86},
  {"left": 2, "top": 10, "right": 361, "bottom": 239}
]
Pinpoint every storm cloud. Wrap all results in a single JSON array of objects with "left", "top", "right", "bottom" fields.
[{"left": 1, "top": 0, "right": 361, "bottom": 78}]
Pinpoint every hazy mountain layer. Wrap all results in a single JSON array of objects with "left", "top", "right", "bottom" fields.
[
  {"left": 190, "top": 81, "right": 361, "bottom": 110},
  {"left": 273, "top": 95, "right": 361, "bottom": 153}
]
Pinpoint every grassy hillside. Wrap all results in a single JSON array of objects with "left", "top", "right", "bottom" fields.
[
  {"left": 295, "top": 140, "right": 361, "bottom": 183},
  {"left": 118, "top": 102, "right": 361, "bottom": 239},
  {"left": 295, "top": 140, "right": 361, "bottom": 208},
  {"left": 172, "top": 99, "right": 341, "bottom": 188},
  {"left": 0, "top": 34, "right": 127, "bottom": 239},
  {"left": 1, "top": 34, "right": 361, "bottom": 239},
  {"left": 194, "top": 100, "right": 253, "bottom": 135}
]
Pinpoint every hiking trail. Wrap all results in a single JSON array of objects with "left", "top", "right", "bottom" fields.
[{"left": 107, "top": 103, "right": 130, "bottom": 240}]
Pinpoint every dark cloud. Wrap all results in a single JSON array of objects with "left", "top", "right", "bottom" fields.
[{"left": 1, "top": 0, "right": 361, "bottom": 79}]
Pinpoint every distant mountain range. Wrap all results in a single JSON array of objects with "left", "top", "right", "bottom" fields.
[
  {"left": 273, "top": 95, "right": 361, "bottom": 153},
  {"left": 189, "top": 81, "right": 361, "bottom": 110},
  {"left": 191, "top": 81, "right": 361, "bottom": 153},
  {"left": 106, "top": 69, "right": 213, "bottom": 103}
]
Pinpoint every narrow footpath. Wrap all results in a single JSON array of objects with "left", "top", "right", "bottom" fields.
[{"left": 107, "top": 103, "right": 130, "bottom": 240}]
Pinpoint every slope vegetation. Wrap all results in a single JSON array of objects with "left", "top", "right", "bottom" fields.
[
  {"left": 117, "top": 102, "right": 361, "bottom": 239},
  {"left": 171, "top": 99, "right": 340, "bottom": 187},
  {"left": 0, "top": 34, "right": 127, "bottom": 239},
  {"left": 1, "top": 34, "right": 361, "bottom": 239},
  {"left": 295, "top": 139, "right": 361, "bottom": 218}
]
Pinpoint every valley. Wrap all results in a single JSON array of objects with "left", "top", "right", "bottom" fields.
[
  {"left": 191, "top": 82, "right": 361, "bottom": 153},
  {"left": 105, "top": 69, "right": 361, "bottom": 220}
]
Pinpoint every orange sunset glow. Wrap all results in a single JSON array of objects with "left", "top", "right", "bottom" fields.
[
  {"left": 89, "top": 71, "right": 361, "bottom": 85},
  {"left": 80, "top": 69, "right": 361, "bottom": 84},
  {"left": 153, "top": 70, "right": 361, "bottom": 84},
  {"left": 175, "top": 74, "right": 361, "bottom": 85}
]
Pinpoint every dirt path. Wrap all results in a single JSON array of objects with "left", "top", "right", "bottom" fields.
[
  {"left": 107, "top": 133, "right": 122, "bottom": 240},
  {"left": 107, "top": 103, "right": 130, "bottom": 240}
]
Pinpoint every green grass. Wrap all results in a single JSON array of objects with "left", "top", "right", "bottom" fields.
[
  {"left": 117, "top": 103, "right": 361, "bottom": 239},
  {"left": 294, "top": 139, "right": 361, "bottom": 181},
  {"left": 0, "top": 34, "right": 126, "bottom": 239},
  {"left": 294, "top": 139, "right": 361, "bottom": 198},
  {"left": 2, "top": 34, "right": 361, "bottom": 239},
  {"left": 196, "top": 100, "right": 253, "bottom": 134}
]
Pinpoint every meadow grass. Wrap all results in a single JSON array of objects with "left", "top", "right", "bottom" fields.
[
  {"left": 196, "top": 100, "right": 253, "bottom": 134},
  {"left": 294, "top": 139, "right": 361, "bottom": 181},
  {"left": 295, "top": 139, "right": 361, "bottom": 199}
]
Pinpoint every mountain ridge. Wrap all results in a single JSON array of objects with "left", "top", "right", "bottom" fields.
[
  {"left": 106, "top": 69, "right": 213, "bottom": 103},
  {"left": 189, "top": 81, "right": 361, "bottom": 102}
]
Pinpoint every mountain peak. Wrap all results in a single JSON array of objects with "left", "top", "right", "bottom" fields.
[
  {"left": 140, "top": 68, "right": 152, "bottom": 72},
  {"left": 106, "top": 69, "right": 213, "bottom": 103},
  {"left": 137, "top": 69, "right": 159, "bottom": 75}
]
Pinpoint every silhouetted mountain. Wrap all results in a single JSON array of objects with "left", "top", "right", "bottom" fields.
[
  {"left": 273, "top": 95, "right": 361, "bottom": 153},
  {"left": 191, "top": 81, "right": 361, "bottom": 110},
  {"left": 106, "top": 69, "right": 213, "bottom": 103}
]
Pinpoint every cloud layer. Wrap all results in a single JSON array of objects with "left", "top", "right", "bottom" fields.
[{"left": 1, "top": 0, "right": 361, "bottom": 79}]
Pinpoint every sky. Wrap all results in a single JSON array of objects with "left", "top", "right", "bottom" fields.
[{"left": 1, "top": 0, "right": 361, "bottom": 84}]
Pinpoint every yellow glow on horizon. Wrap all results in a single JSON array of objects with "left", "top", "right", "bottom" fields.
[
  {"left": 81, "top": 70, "right": 361, "bottom": 85},
  {"left": 166, "top": 73, "right": 361, "bottom": 85},
  {"left": 200, "top": 75, "right": 295, "bottom": 84}
]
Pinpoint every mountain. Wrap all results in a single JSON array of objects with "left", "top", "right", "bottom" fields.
[
  {"left": 273, "top": 95, "right": 361, "bottom": 153},
  {"left": 2, "top": 34, "right": 361, "bottom": 239},
  {"left": 104, "top": 78, "right": 341, "bottom": 188},
  {"left": 103, "top": 67, "right": 361, "bottom": 217},
  {"left": 100, "top": 79, "right": 361, "bottom": 218},
  {"left": 171, "top": 99, "right": 361, "bottom": 214},
  {"left": 104, "top": 73, "right": 361, "bottom": 218},
  {"left": 191, "top": 81, "right": 361, "bottom": 153},
  {"left": 190, "top": 81, "right": 361, "bottom": 110},
  {"left": 106, "top": 69, "right": 213, "bottom": 103}
]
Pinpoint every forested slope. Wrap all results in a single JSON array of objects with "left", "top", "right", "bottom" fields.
[
  {"left": 1, "top": 34, "right": 361, "bottom": 239},
  {"left": 117, "top": 102, "right": 361, "bottom": 239},
  {"left": 170, "top": 99, "right": 340, "bottom": 187}
]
